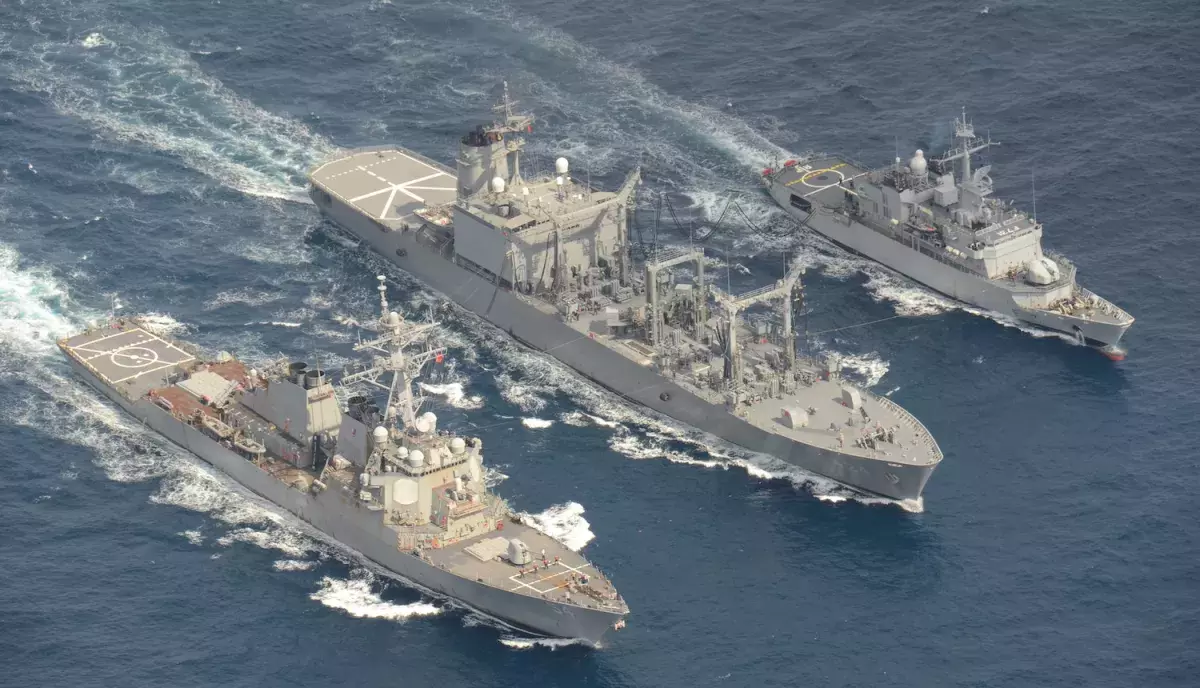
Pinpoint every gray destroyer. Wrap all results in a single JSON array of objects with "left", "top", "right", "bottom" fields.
[
  {"left": 59, "top": 277, "right": 628, "bottom": 646},
  {"left": 763, "top": 110, "right": 1134, "bottom": 359},
  {"left": 308, "top": 86, "right": 942, "bottom": 502}
]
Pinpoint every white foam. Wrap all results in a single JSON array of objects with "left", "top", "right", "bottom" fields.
[
  {"left": 559, "top": 411, "right": 589, "bottom": 427},
  {"left": 521, "top": 417, "right": 554, "bottom": 429},
  {"left": 137, "top": 313, "right": 189, "bottom": 337},
  {"left": 0, "top": 243, "right": 85, "bottom": 354},
  {"left": 518, "top": 502, "right": 594, "bottom": 552},
  {"left": 310, "top": 574, "right": 441, "bottom": 621},
  {"left": 273, "top": 559, "right": 317, "bottom": 572},
  {"left": 419, "top": 382, "right": 484, "bottom": 410},
  {"left": 833, "top": 351, "right": 890, "bottom": 388},
  {"left": 81, "top": 32, "right": 110, "bottom": 49},
  {"left": 216, "top": 527, "right": 315, "bottom": 558},
  {"left": 494, "top": 372, "right": 551, "bottom": 412},
  {"left": 244, "top": 320, "right": 303, "bottom": 328},
  {"left": 499, "top": 636, "right": 591, "bottom": 650},
  {"left": 483, "top": 466, "right": 510, "bottom": 488},
  {"left": 204, "top": 288, "right": 284, "bottom": 311},
  {"left": 178, "top": 529, "right": 204, "bottom": 545}
]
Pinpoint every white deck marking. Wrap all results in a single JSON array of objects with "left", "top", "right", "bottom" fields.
[
  {"left": 110, "top": 359, "right": 190, "bottom": 384},
  {"left": 349, "top": 186, "right": 393, "bottom": 203},
  {"left": 506, "top": 560, "right": 589, "bottom": 594},
  {"left": 380, "top": 187, "right": 400, "bottom": 218},
  {"left": 405, "top": 185, "right": 457, "bottom": 192},
  {"left": 392, "top": 151, "right": 452, "bottom": 176},
  {"left": 393, "top": 186, "right": 425, "bottom": 203},
  {"left": 68, "top": 328, "right": 146, "bottom": 348}
]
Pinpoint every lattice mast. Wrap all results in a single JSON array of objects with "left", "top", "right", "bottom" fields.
[{"left": 341, "top": 276, "right": 445, "bottom": 431}]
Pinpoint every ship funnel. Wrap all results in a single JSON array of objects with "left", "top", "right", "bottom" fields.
[
  {"left": 347, "top": 395, "right": 368, "bottom": 419},
  {"left": 304, "top": 369, "right": 326, "bottom": 389},
  {"left": 288, "top": 362, "right": 308, "bottom": 385}
]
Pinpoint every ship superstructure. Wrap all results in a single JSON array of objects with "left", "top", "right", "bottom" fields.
[
  {"left": 58, "top": 276, "right": 628, "bottom": 645},
  {"left": 309, "top": 85, "right": 943, "bottom": 501},
  {"left": 763, "top": 109, "right": 1134, "bottom": 358}
]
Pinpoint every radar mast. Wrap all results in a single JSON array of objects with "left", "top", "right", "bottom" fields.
[{"left": 341, "top": 276, "right": 445, "bottom": 432}]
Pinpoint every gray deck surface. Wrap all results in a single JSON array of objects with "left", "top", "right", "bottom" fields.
[
  {"left": 772, "top": 156, "right": 868, "bottom": 208},
  {"left": 310, "top": 148, "right": 457, "bottom": 222},
  {"left": 62, "top": 326, "right": 194, "bottom": 395},
  {"left": 427, "top": 523, "right": 620, "bottom": 609}
]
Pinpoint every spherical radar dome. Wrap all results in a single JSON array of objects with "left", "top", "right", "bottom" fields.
[{"left": 909, "top": 149, "right": 927, "bottom": 176}]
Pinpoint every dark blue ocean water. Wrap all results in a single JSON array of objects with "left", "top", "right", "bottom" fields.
[{"left": 1, "top": 0, "right": 1198, "bottom": 686}]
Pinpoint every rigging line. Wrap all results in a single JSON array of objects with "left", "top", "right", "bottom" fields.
[{"left": 805, "top": 314, "right": 904, "bottom": 337}]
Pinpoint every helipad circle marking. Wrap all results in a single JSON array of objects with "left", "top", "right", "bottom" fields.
[
  {"left": 110, "top": 346, "right": 161, "bottom": 369},
  {"left": 801, "top": 168, "right": 847, "bottom": 189}
]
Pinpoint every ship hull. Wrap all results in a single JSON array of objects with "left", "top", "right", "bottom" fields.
[
  {"left": 311, "top": 189, "right": 936, "bottom": 501},
  {"left": 770, "top": 196, "right": 1130, "bottom": 350},
  {"left": 62, "top": 355, "right": 621, "bottom": 646}
]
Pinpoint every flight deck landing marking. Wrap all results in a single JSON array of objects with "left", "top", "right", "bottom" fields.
[
  {"left": 507, "top": 560, "right": 590, "bottom": 595},
  {"left": 67, "top": 327, "right": 195, "bottom": 384},
  {"left": 110, "top": 346, "right": 160, "bottom": 368},
  {"left": 342, "top": 152, "right": 456, "bottom": 219}
]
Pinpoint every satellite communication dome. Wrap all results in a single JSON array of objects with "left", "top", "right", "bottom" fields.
[
  {"left": 909, "top": 149, "right": 927, "bottom": 176},
  {"left": 555, "top": 175, "right": 565, "bottom": 187},
  {"left": 555, "top": 157, "right": 569, "bottom": 174},
  {"left": 421, "top": 412, "right": 438, "bottom": 433},
  {"left": 450, "top": 437, "right": 467, "bottom": 454},
  {"left": 396, "top": 446, "right": 409, "bottom": 459},
  {"left": 408, "top": 449, "right": 425, "bottom": 467},
  {"left": 388, "top": 311, "right": 401, "bottom": 326},
  {"left": 491, "top": 176, "right": 506, "bottom": 193},
  {"left": 372, "top": 426, "right": 389, "bottom": 444},
  {"left": 414, "top": 417, "right": 431, "bottom": 434}
]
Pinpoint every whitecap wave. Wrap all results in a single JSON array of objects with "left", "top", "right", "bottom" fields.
[
  {"left": 216, "top": 527, "right": 316, "bottom": 558},
  {"left": 204, "top": 288, "right": 284, "bottom": 311},
  {"left": 273, "top": 559, "right": 317, "bottom": 572},
  {"left": 521, "top": 417, "right": 554, "bottom": 429},
  {"left": 80, "top": 32, "right": 110, "bottom": 49},
  {"left": 419, "top": 382, "right": 484, "bottom": 410},
  {"left": 178, "top": 529, "right": 204, "bottom": 545},
  {"left": 137, "top": 313, "right": 189, "bottom": 337},
  {"left": 518, "top": 502, "right": 594, "bottom": 552},
  {"left": 494, "top": 372, "right": 552, "bottom": 412},
  {"left": 499, "top": 636, "right": 591, "bottom": 650},
  {"left": 310, "top": 574, "right": 441, "bottom": 621}
]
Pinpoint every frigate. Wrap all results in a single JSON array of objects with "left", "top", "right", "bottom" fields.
[
  {"left": 307, "top": 85, "right": 943, "bottom": 502},
  {"left": 763, "top": 110, "right": 1134, "bottom": 359},
  {"left": 58, "top": 277, "right": 628, "bottom": 646}
]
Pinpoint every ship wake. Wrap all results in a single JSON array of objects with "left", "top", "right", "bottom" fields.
[{"left": 5, "top": 20, "right": 333, "bottom": 203}]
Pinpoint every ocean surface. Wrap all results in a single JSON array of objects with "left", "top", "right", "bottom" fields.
[{"left": 1, "top": 0, "right": 1197, "bottom": 686}]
